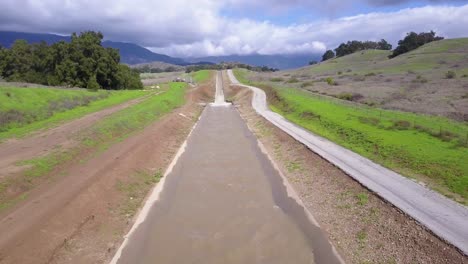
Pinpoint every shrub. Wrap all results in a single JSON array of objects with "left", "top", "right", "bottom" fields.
[
  {"left": 364, "top": 100, "right": 377, "bottom": 107},
  {"left": 413, "top": 75, "right": 428, "bottom": 83},
  {"left": 353, "top": 76, "right": 366, "bottom": 82},
  {"left": 337, "top": 92, "right": 363, "bottom": 101},
  {"left": 325, "top": 77, "right": 335, "bottom": 85},
  {"left": 300, "top": 82, "right": 314, "bottom": 88},
  {"left": 446, "top": 71, "right": 456, "bottom": 79},
  {"left": 392, "top": 120, "right": 411, "bottom": 130},
  {"left": 270, "top": 77, "right": 284, "bottom": 82},
  {"left": 300, "top": 111, "right": 321, "bottom": 120},
  {"left": 365, "top": 72, "right": 376, "bottom": 77},
  {"left": 358, "top": 116, "right": 380, "bottom": 126},
  {"left": 337, "top": 71, "right": 343, "bottom": 75},
  {"left": 287, "top": 77, "right": 299, "bottom": 83}
]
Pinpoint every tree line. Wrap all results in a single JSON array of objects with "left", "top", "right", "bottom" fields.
[
  {"left": 0, "top": 31, "right": 143, "bottom": 90},
  {"left": 321, "top": 31, "right": 444, "bottom": 62}
]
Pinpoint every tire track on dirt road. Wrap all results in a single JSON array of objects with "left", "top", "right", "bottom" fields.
[{"left": 0, "top": 91, "right": 160, "bottom": 180}]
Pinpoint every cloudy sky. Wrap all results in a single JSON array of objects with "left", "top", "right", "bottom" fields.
[{"left": 0, "top": 0, "right": 467, "bottom": 57}]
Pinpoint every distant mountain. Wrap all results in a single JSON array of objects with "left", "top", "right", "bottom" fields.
[
  {"left": 0, "top": 31, "right": 319, "bottom": 69},
  {"left": 0, "top": 31, "right": 187, "bottom": 65},
  {"left": 101, "top": 41, "right": 186, "bottom": 65},
  {"left": 189, "top": 54, "right": 321, "bottom": 70}
]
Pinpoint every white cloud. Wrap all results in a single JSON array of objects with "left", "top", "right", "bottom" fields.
[{"left": 0, "top": 1, "right": 467, "bottom": 57}]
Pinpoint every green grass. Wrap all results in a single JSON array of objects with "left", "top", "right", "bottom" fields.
[
  {"left": 273, "top": 88, "right": 468, "bottom": 202},
  {"left": 0, "top": 86, "right": 146, "bottom": 140},
  {"left": 117, "top": 170, "right": 163, "bottom": 216},
  {"left": 191, "top": 70, "right": 212, "bottom": 83},
  {"left": 233, "top": 70, "right": 468, "bottom": 204},
  {"left": 0, "top": 83, "right": 187, "bottom": 212},
  {"left": 356, "top": 193, "right": 369, "bottom": 206},
  {"left": 80, "top": 82, "right": 186, "bottom": 148},
  {"left": 233, "top": 68, "right": 254, "bottom": 85}
]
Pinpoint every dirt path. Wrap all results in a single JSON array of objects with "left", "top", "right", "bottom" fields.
[
  {"left": 0, "top": 92, "right": 156, "bottom": 180},
  {"left": 0, "top": 83, "right": 213, "bottom": 263}
]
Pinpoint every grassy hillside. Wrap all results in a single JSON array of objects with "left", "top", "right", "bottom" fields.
[
  {"left": 234, "top": 66, "right": 468, "bottom": 204},
  {"left": 191, "top": 70, "right": 213, "bottom": 83},
  {"left": 0, "top": 86, "right": 146, "bottom": 140},
  {"left": 245, "top": 38, "right": 468, "bottom": 120}
]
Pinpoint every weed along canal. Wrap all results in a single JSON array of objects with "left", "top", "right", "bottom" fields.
[{"left": 111, "top": 72, "right": 343, "bottom": 264}]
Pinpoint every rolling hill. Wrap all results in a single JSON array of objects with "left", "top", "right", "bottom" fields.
[{"left": 243, "top": 38, "right": 468, "bottom": 120}]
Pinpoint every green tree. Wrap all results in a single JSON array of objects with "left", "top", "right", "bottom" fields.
[
  {"left": 390, "top": 31, "right": 443, "bottom": 58},
  {"left": 322, "top": 50, "right": 335, "bottom": 61},
  {"left": 87, "top": 74, "right": 100, "bottom": 90},
  {"left": 377, "top": 39, "right": 392, "bottom": 50},
  {"left": 2, "top": 40, "right": 33, "bottom": 81}
]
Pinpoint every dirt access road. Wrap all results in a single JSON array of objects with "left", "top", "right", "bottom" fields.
[
  {"left": 0, "top": 92, "right": 155, "bottom": 179},
  {"left": 111, "top": 71, "right": 343, "bottom": 264}
]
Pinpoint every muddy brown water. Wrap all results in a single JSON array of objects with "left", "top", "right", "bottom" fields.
[{"left": 114, "top": 103, "right": 341, "bottom": 264}]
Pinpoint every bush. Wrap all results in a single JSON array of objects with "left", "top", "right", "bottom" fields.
[
  {"left": 287, "top": 77, "right": 299, "bottom": 83},
  {"left": 446, "top": 71, "right": 456, "bottom": 79},
  {"left": 358, "top": 117, "right": 380, "bottom": 126},
  {"left": 414, "top": 75, "right": 428, "bottom": 83},
  {"left": 300, "top": 82, "right": 314, "bottom": 88},
  {"left": 87, "top": 75, "right": 100, "bottom": 91},
  {"left": 365, "top": 72, "right": 376, "bottom": 77},
  {"left": 325, "top": 77, "right": 335, "bottom": 85},
  {"left": 270, "top": 77, "right": 284, "bottom": 82},
  {"left": 353, "top": 76, "right": 366, "bottom": 82},
  {"left": 337, "top": 92, "right": 364, "bottom": 101},
  {"left": 300, "top": 111, "right": 321, "bottom": 120},
  {"left": 392, "top": 120, "right": 411, "bottom": 130}
]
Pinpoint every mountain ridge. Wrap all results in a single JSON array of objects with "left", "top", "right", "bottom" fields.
[{"left": 0, "top": 31, "right": 319, "bottom": 69}]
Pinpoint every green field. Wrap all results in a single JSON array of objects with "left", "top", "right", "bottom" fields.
[
  {"left": 191, "top": 70, "right": 212, "bottom": 83},
  {"left": 0, "top": 86, "right": 146, "bottom": 140},
  {"left": 233, "top": 69, "right": 468, "bottom": 204},
  {"left": 1, "top": 82, "right": 187, "bottom": 211},
  {"left": 80, "top": 82, "right": 186, "bottom": 148}
]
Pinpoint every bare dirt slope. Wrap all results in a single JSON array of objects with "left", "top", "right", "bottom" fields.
[
  {"left": 0, "top": 82, "right": 214, "bottom": 264},
  {"left": 0, "top": 92, "right": 155, "bottom": 180},
  {"left": 224, "top": 75, "right": 467, "bottom": 264}
]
